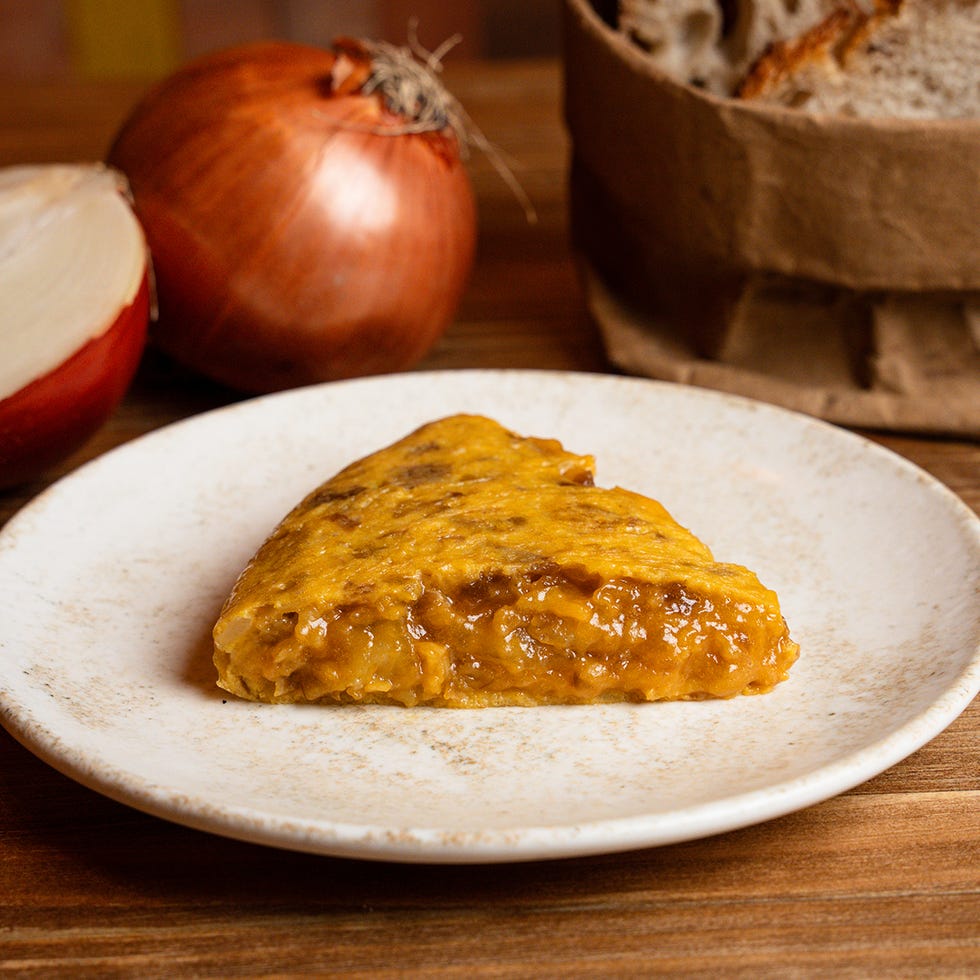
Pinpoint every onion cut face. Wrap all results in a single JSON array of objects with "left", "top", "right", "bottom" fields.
[
  {"left": 107, "top": 40, "right": 478, "bottom": 394},
  {"left": 0, "top": 164, "right": 150, "bottom": 489}
]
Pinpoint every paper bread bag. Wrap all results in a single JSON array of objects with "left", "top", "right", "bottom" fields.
[{"left": 562, "top": 0, "right": 980, "bottom": 435}]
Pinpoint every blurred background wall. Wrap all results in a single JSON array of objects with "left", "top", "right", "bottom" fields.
[{"left": 0, "top": 0, "right": 561, "bottom": 79}]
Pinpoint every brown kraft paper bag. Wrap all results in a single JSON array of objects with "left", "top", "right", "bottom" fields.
[{"left": 562, "top": 0, "right": 980, "bottom": 436}]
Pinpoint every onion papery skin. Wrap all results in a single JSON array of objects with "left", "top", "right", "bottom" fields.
[
  {"left": 107, "top": 42, "right": 477, "bottom": 394},
  {"left": 0, "top": 275, "right": 150, "bottom": 489}
]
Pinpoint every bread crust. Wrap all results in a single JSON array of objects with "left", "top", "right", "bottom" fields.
[{"left": 736, "top": 0, "right": 901, "bottom": 100}]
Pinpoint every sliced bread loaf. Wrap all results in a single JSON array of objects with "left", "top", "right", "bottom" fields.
[
  {"left": 737, "top": 0, "right": 980, "bottom": 118},
  {"left": 618, "top": 0, "right": 857, "bottom": 91}
]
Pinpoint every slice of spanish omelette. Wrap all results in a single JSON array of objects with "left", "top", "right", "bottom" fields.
[{"left": 213, "top": 414, "right": 798, "bottom": 706}]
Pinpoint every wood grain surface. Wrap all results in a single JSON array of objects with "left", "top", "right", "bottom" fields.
[{"left": 1, "top": 60, "right": 977, "bottom": 977}]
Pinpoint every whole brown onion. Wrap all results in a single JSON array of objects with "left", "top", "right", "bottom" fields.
[{"left": 108, "top": 39, "right": 477, "bottom": 393}]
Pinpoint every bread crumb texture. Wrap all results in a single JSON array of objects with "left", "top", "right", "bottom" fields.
[{"left": 618, "top": 0, "right": 980, "bottom": 117}]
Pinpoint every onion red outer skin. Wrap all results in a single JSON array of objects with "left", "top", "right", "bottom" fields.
[
  {"left": 107, "top": 42, "right": 477, "bottom": 394},
  {"left": 0, "top": 276, "right": 150, "bottom": 489}
]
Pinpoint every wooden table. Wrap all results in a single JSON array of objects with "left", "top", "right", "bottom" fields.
[{"left": 2, "top": 61, "right": 978, "bottom": 976}]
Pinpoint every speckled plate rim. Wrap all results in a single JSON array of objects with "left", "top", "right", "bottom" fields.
[{"left": 1, "top": 369, "right": 978, "bottom": 864}]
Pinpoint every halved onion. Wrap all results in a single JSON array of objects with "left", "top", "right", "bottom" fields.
[{"left": 0, "top": 164, "right": 150, "bottom": 488}]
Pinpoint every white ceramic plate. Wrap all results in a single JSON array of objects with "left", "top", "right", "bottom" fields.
[{"left": 1, "top": 370, "right": 978, "bottom": 864}]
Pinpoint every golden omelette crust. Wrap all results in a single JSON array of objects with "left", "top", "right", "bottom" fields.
[{"left": 213, "top": 415, "right": 798, "bottom": 706}]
